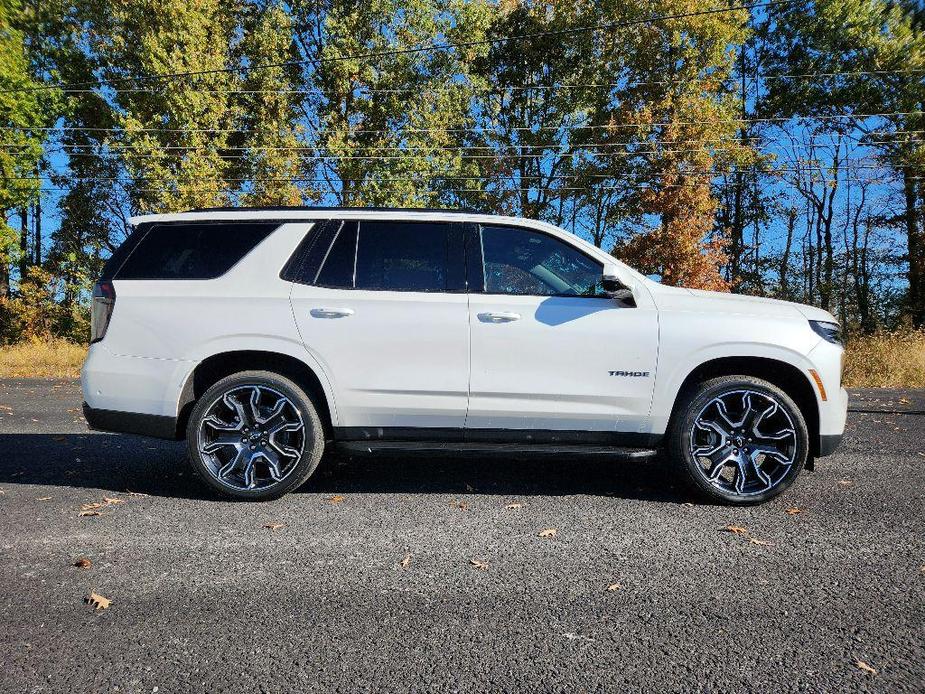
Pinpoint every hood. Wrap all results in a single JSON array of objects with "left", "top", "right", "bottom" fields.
[{"left": 648, "top": 283, "right": 837, "bottom": 322}]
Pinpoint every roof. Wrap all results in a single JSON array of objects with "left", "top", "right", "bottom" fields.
[{"left": 128, "top": 206, "right": 538, "bottom": 229}]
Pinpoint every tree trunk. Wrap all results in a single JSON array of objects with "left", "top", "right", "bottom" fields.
[
  {"left": 904, "top": 166, "right": 924, "bottom": 326},
  {"left": 19, "top": 207, "right": 28, "bottom": 282}
]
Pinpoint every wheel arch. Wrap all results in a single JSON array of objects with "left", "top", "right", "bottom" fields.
[
  {"left": 177, "top": 350, "right": 335, "bottom": 440},
  {"left": 667, "top": 356, "right": 821, "bottom": 459}
]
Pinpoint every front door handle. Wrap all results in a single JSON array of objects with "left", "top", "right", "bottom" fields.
[
  {"left": 310, "top": 307, "right": 355, "bottom": 319},
  {"left": 478, "top": 311, "right": 521, "bottom": 323}
]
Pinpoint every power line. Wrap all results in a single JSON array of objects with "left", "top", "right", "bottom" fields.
[
  {"left": 1, "top": 1, "right": 791, "bottom": 96},
  {"left": 4, "top": 111, "right": 922, "bottom": 135}
]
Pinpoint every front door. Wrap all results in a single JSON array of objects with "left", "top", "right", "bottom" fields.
[
  {"left": 289, "top": 219, "right": 469, "bottom": 432},
  {"left": 467, "top": 224, "right": 658, "bottom": 438}
]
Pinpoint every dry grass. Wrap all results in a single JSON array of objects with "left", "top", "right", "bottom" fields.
[
  {"left": 0, "top": 338, "right": 86, "bottom": 378},
  {"left": 843, "top": 329, "right": 925, "bottom": 388},
  {"left": 0, "top": 331, "right": 923, "bottom": 387}
]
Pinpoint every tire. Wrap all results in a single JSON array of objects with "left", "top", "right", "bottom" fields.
[
  {"left": 186, "top": 370, "right": 326, "bottom": 501},
  {"left": 667, "top": 375, "right": 809, "bottom": 505}
]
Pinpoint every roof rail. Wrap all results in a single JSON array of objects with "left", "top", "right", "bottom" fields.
[{"left": 185, "top": 205, "right": 488, "bottom": 215}]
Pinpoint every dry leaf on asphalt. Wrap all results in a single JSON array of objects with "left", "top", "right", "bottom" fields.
[
  {"left": 470, "top": 558, "right": 489, "bottom": 570},
  {"left": 327, "top": 495, "right": 345, "bottom": 504},
  {"left": 78, "top": 510, "right": 104, "bottom": 517},
  {"left": 854, "top": 660, "right": 877, "bottom": 675},
  {"left": 73, "top": 558, "right": 92, "bottom": 569},
  {"left": 102, "top": 497, "right": 125, "bottom": 505},
  {"left": 606, "top": 583, "right": 622, "bottom": 591},
  {"left": 85, "top": 592, "right": 111, "bottom": 610},
  {"left": 127, "top": 491, "right": 148, "bottom": 497},
  {"left": 838, "top": 479, "right": 853, "bottom": 486},
  {"left": 899, "top": 397, "right": 911, "bottom": 405},
  {"left": 786, "top": 508, "right": 802, "bottom": 515},
  {"left": 399, "top": 553, "right": 412, "bottom": 569},
  {"left": 721, "top": 525, "right": 749, "bottom": 535},
  {"left": 505, "top": 502, "right": 522, "bottom": 509},
  {"left": 80, "top": 502, "right": 104, "bottom": 512},
  {"left": 749, "top": 538, "right": 772, "bottom": 546},
  {"left": 538, "top": 528, "right": 557, "bottom": 538},
  {"left": 37, "top": 496, "right": 52, "bottom": 501},
  {"left": 450, "top": 500, "right": 469, "bottom": 510},
  {"left": 264, "top": 523, "right": 284, "bottom": 531}
]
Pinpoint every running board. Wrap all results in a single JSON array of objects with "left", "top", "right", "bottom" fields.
[{"left": 335, "top": 441, "right": 659, "bottom": 459}]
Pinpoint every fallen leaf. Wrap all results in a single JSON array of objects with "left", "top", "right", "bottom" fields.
[
  {"left": 721, "top": 525, "right": 749, "bottom": 535},
  {"left": 838, "top": 479, "right": 853, "bottom": 486},
  {"left": 538, "top": 528, "right": 557, "bottom": 538},
  {"left": 749, "top": 538, "right": 772, "bottom": 546},
  {"left": 85, "top": 592, "right": 111, "bottom": 610},
  {"left": 505, "top": 502, "right": 522, "bottom": 509},
  {"left": 899, "top": 397, "right": 911, "bottom": 405},
  {"left": 786, "top": 508, "right": 802, "bottom": 515},
  {"left": 78, "top": 510, "right": 104, "bottom": 517},
  {"left": 450, "top": 500, "right": 469, "bottom": 510},
  {"left": 470, "top": 558, "right": 488, "bottom": 571},
  {"left": 854, "top": 660, "right": 877, "bottom": 675},
  {"left": 0, "top": 489, "right": 5, "bottom": 495},
  {"left": 327, "top": 495, "right": 345, "bottom": 504},
  {"left": 682, "top": 502, "right": 695, "bottom": 507},
  {"left": 127, "top": 491, "right": 148, "bottom": 497},
  {"left": 80, "top": 502, "right": 104, "bottom": 511},
  {"left": 37, "top": 496, "right": 52, "bottom": 501},
  {"left": 264, "top": 523, "right": 284, "bottom": 531},
  {"left": 465, "top": 484, "right": 475, "bottom": 492},
  {"left": 74, "top": 558, "right": 92, "bottom": 569},
  {"left": 102, "top": 497, "right": 125, "bottom": 505},
  {"left": 606, "top": 583, "right": 622, "bottom": 591},
  {"left": 399, "top": 553, "right": 412, "bottom": 569}
]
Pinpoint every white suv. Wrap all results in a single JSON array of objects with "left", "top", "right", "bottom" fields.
[{"left": 81, "top": 208, "right": 847, "bottom": 504}]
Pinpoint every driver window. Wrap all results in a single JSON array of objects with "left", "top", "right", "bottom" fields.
[{"left": 480, "top": 225, "right": 605, "bottom": 297}]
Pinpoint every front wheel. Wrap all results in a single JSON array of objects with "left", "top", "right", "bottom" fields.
[
  {"left": 667, "top": 376, "right": 809, "bottom": 505},
  {"left": 186, "top": 371, "right": 325, "bottom": 501}
]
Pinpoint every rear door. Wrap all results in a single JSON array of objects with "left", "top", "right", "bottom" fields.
[
  {"left": 466, "top": 224, "right": 658, "bottom": 438},
  {"left": 289, "top": 219, "right": 470, "bottom": 432}
]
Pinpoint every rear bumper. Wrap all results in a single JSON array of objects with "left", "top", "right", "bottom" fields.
[{"left": 83, "top": 402, "right": 179, "bottom": 440}]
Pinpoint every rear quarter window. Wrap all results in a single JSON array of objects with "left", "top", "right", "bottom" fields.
[{"left": 115, "top": 222, "right": 278, "bottom": 280}]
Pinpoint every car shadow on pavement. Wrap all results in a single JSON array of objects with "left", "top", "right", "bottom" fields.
[{"left": 0, "top": 433, "right": 686, "bottom": 504}]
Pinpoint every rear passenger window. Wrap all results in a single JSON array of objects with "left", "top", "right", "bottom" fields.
[
  {"left": 355, "top": 222, "right": 448, "bottom": 292},
  {"left": 315, "top": 222, "right": 357, "bottom": 288},
  {"left": 115, "top": 222, "right": 277, "bottom": 280}
]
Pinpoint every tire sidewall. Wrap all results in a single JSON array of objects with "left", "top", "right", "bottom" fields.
[
  {"left": 186, "top": 371, "right": 325, "bottom": 501},
  {"left": 670, "top": 376, "right": 809, "bottom": 506}
]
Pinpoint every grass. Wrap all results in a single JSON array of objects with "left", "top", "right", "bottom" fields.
[
  {"left": 842, "top": 328, "right": 925, "bottom": 389},
  {"left": 0, "top": 338, "right": 86, "bottom": 378},
  {"left": 1, "top": 331, "right": 924, "bottom": 387}
]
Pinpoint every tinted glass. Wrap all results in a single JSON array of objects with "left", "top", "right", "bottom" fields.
[
  {"left": 281, "top": 220, "right": 341, "bottom": 284},
  {"left": 116, "top": 222, "right": 277, "bottom": 280},
  {"left": 355, "top": 222, "right": 448, "bottom": 292},
  {"left": 480, "top": 225, "right": 604, "bottom": 297},
  {"left": 315, "top": 221, "right": 357, "bottom": 288}
]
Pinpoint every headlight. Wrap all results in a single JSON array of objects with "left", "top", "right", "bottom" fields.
[{"left": 809, "top": 320, "right": 841, "bottom": 345}]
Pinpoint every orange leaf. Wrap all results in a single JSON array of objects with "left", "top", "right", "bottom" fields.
[
  {"left": 74, "top": 558, "right": 92, "bottom": 569},
  {"left": 85, "top": 592, "right": 111, "bottom": 610},
  {"left": 786, "top": 508, "right": 802, "bottom": 515},
  {"left": 327, "top": 495, "right": 345, "bottom": 504},
  {"left": 721, "top": 525, "right": 749, "bottom": 535}
]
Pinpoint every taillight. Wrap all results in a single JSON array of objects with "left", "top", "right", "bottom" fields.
[{"left": 90, "top": 281, "right": 116, "bottom": 343}]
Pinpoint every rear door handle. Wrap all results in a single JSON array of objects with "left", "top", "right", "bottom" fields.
[
  {"left": 478, "top": 311, "right": 521, "bottom": 323},
  {"left": 310, "top": 308, "right": 355, "bottom": 319}
]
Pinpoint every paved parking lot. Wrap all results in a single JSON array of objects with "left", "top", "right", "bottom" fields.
[{"left": 0, "top": 379, "right": 922, "bottom": 692}]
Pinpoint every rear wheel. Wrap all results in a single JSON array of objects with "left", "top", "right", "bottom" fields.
[
  {"left": 668, "top": 376, "right": 809, "bottom": 505},
  {"left": 186, "top": 370, "right": 325, "bottom": 500}
]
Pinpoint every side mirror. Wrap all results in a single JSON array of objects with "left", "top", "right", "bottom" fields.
[{"left": 602, "top": 265, "right": 635, "bottom": 304}]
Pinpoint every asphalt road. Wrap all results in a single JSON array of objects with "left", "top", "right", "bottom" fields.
[{"left": 0, "top": 380, "right": 922, "bottom": 693}]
